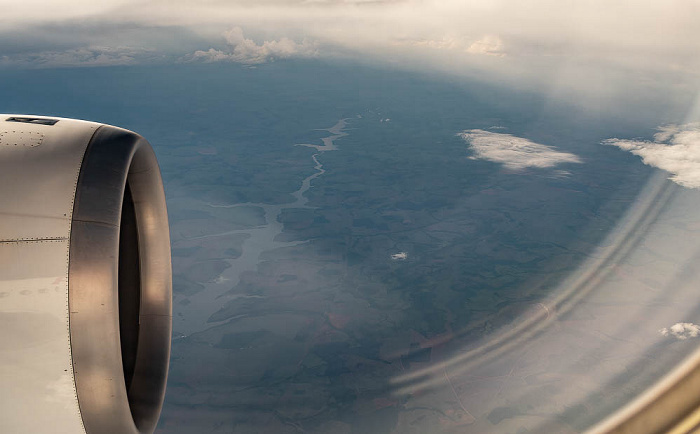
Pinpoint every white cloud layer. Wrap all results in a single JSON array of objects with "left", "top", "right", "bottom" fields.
[
  {"left": 459, "top": 129, "right": 582, "bottom": 171},
  {"left": 0, "top": 0, "right": 697, "bottom": 110},
  {"left": 399, "top": 34, "right": 505, "bottom": 57},
  {"left": 191, "top": 27, "right": 318, "bottom": 64},
  {"left": 603, "top": 123, "right": 700, "bottom": 189},
  {"left": 0, "top": 46, "right": 144, "bottom": 68},
  {"left": 660, "top": 322, "right": 700, "bottom": 340}
]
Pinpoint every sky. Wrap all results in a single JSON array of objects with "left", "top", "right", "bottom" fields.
[
  {"left": 1, "top": 1, "right": 698, "bottom": 82},
  {"left": 1, "top": 0, "right": 698, "bottom": 111},
  {"left": 1, "top": 0, "right": 699, "bottom": 186}
]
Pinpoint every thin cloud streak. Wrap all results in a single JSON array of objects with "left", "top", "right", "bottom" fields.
[{"left": 0, "top": 46, "right": 148, "bottom": 68}]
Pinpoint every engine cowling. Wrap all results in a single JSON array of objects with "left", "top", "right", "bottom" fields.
[{"left": 0, "top": 115, "right": 171, "bottom": 434}]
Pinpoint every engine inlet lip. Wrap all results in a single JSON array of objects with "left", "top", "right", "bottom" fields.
[{"left": 68, "top": 125, "right": 172, "bottom": 434}]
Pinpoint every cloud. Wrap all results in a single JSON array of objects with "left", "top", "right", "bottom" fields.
[
  {"left": 660, "top": 322, "right": 700, "bottom": 340},
  {"left": 401, "top": 35, "right": 464, "bottom": 51},
  {"left": 0, "top": 46, "right": 147, "bottom": 68},
  {"left": 458, "top": 129, "right": 582, "bottom": 171},
  {"left": 0, "top": 0, "right": 697, "bottom": 109},
  {"left": 2, "top": 1, "right": 697, "bottom": 74},
  {"left": 603, "top": 123, "right": 700, "bottom": 189},
  {"left": 466, "top": 35, "right": 505, "bottom": 57},
  {"left": 300, "top": 0, "right": 404, "bottom": 3},
  {"left": 399, "top": 34, "right": 505, "bottom": 57},
  {"left": 190, "top": 27, "right": 318, "bottom": 64}
]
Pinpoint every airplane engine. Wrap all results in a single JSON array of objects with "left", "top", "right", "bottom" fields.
[{"left": 0, "top": 115, "right": 172, "bottom": 434}]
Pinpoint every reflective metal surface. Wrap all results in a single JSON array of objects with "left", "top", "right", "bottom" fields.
[
  {"left": 70, "top": 125, "right": 172, "bottom": 434},
  {"left": 0, "top": 115, "right": 172, "bottom": 434},
  {"left": 0, "top": 114, "right": 97, "bottom": 434}
]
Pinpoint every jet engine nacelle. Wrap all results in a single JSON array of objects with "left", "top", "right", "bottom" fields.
[{"left": 0, "top": 115, "right": 172, "bottom": 434}]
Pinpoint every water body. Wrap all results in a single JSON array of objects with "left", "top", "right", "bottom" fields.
[{"left": 173, "top": 119, "right": 349, "bottom": 336}]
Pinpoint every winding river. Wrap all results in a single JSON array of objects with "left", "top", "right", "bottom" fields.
[{"left": 173, "top": 119, "right": 349, "bottom": 336}]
